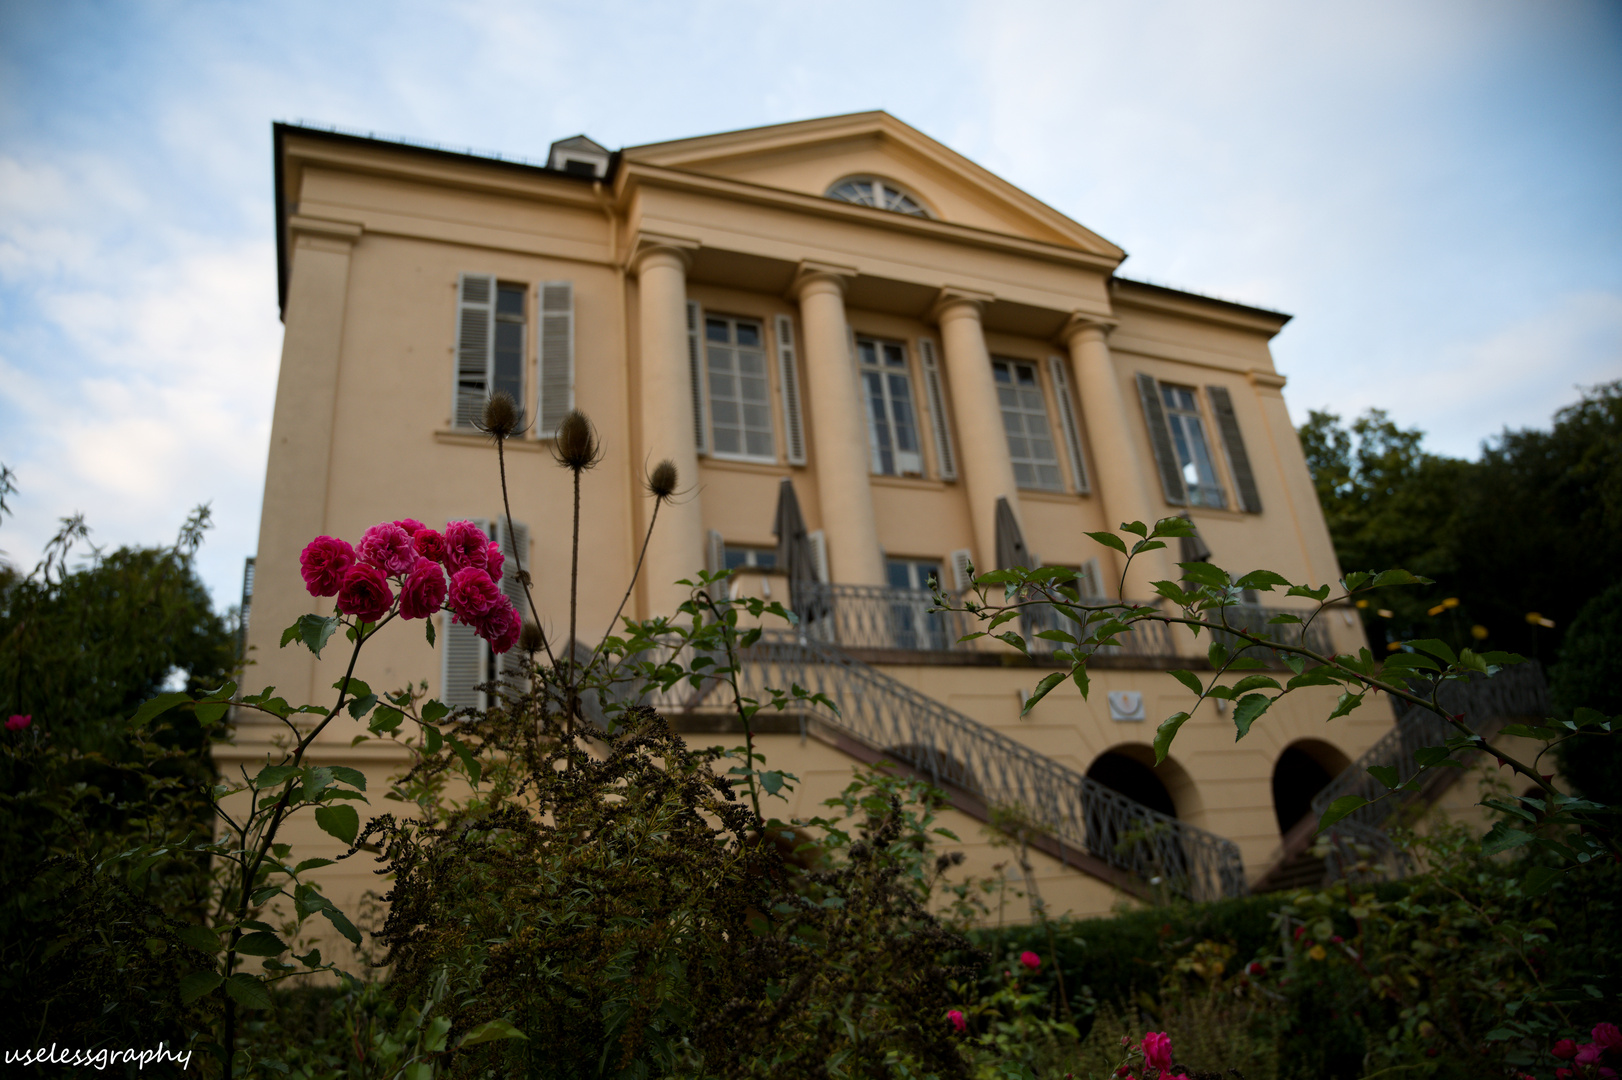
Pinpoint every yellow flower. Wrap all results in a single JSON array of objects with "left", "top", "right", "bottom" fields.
[
  {"left": 1308, "top": 945, "right": 1327, "bottom": 961},
  {"left": 1470, "top": 625, "right": 1489, "bottom": 640},
  {"left": 1442, "top": 597, "right": 1460, "bottom": 609}
]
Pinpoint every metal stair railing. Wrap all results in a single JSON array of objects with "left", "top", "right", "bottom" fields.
[
  {"left": 1309, "top": 662, "right": 1549, "bottom": 831},
  {"left": 661, "top": 631, "right": 1248, "bottom": 902},
  {"left": 1207, "top": 603, "right": 1335, "bottom": 658}
]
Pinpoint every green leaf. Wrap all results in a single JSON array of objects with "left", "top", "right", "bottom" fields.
[
  {"left": 758, "top": 770, "right": 785, "bottom": 796},
  {"left": 1232, "top": 694, "right": 1272, "bottom": 740},
  {"left": 314, "top": 804, "right": 359, "bottom": 846},
  {"left": 995, "top": 631, "right": 1029, "bottom": 654},
  {"left": 424, "top": 725, "right": 443, "bottom": 755},
  {"left": 1179, "top": 562, "right": 1230, "bottom": 588},
  {"left": 1481, "top": 821, "right": 1537, "bottom": 856},
  {"left": 1208, "top": 642, "right": 1230, "bottom": 668},
  {"left": 1286, "top": 667, "right": 1342, "bottom": 690},
  {"left": 369, "top": 705, "right": 404, "bottom": 734},
  {"left": 1414, "top": 745, "right": 1459, "bottom": 769},
  {"left": 421, "top": 700, "right": 449, "bottom": 725},
  {"left": 1317, "top": 795, "right": 1371, "bottom": 833},
  {"left": 459, "top": 1018, "right": 529, "bottom": 1047},
  {"left": 177, "top": 924, "right": 220, "bottom": 954},
  {"left": 253, "top": 764, "right": 299, "bottom": 788},
  {"left": 1230, "top": 674, "right": 1283, "bottom": 695},
  {"left": 1380, "top": 652, "right": 1441, "bottom": 675},
  {"left": 292, "top": 858, "right": 334, "bottom": 874},
  {"left": 1119, "top": 520, "right": 1149, "bottom": 538},
  {"left": 1023, "top": 671, "right": 1068, "bottom": 715},
  {"left": 327, "top": 766, "right": 367, "bottom": 792},
  {"left": 294, "top": 948, "right": 322, "bottom": 968},
  {"left": 1084, "top": 530, "right": 1129, "bottom": 556},
  {"left": 1035, "top": 628, "right": 1077, "bottom": 644},
  {"left": 446, "top": 734, "right": 482, "bottom": 786},
  {"left": 1152, "top": 580, "right": 1195, "bottom": 606},
  {"left": 283, "top": 615, "right": 340, "bottom": 658},
  {"left": 1286, "top": 583, "right": 1333, "bottom": 601},
  {"left": 1371, "top": 568, "right": 1432, "bottom": 588},
  {"left": 1522, "top": 865, "right": 1561, "bottom": 897},
  {"left": 1366, "top": 765, "right": 1400, "bottom": 789},
  {"left": 1168, "top": 669, "right": 1204, "bottom": 696},
  {"left": 194, "top": 701, "right": 230, "bottom": 725},
  {"left": 1129, "top": 539, "right": 1166, "bottom": 555},
  {"left": 234, "top": 931, "right": 288, "bottom": 957},
  {"left": 1070, "top": 664, "right": 1090, "bottom": 700},
  {"left": 1499, "top": 722, "right": 1563, "bottom": 740},
  {"left": 179, "top": 970, "right": 222, "bottom": 1004},
  {"left": 346, "top": 694, "right": 379, "bottom": 720},
  {"left": 129, "top": 691, "right": 192, "bottom": 729},
  {"left": 319, "top": 904, "right": 362, "bottom": 946},
  {"left": 1153, "top": 712, "right": 1191, "bottom": 764},
  {"left": 1235, "top": 570, "right": 1292, "bottom": 591},
  {"left": 225, "top": 973, "right": 272, "bottom": 1010},
  {"left": 1405, "top": 638, "right": 1457, "bottom": 665},
  {"left": 1149, "top": 516, "right": 1195, "bottom": 538},
  {"left": 1327, "top": 692, "right": 1364, "bottom": 720}
]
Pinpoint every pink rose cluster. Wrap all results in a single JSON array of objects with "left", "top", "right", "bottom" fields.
[
  {"left": 299, "top": 518, "right": 521, "bottom": 653},
  {"left": 1108, "top": 1030, "right": 1192, "bottom": 1080},
  {"left": 1553, "top": 1022, "right": 1622, "bottom": 1080},
  {"left": 6, "top": 714, "right": 31, "bottom": 733}
]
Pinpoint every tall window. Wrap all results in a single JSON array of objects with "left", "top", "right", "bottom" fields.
[
  {"left": 706, "top": 316, "right": 774, "bottom": 460},
  {"left": 886, "top": 558, "right": 945, "bottom": 650},
  {"left": 826, "top": 178, "right": 929, "bottom": 217},
  {"left": 858, "top": 337, "right": 923, "bottom": 476},
  {"left": 992, "top": 359, "right": 1062, "bottom": 490},
  {"left": 1160, "top": 384, "right": 1227, "bottom": 508},
  {"left": 454, "top": 275, "right": 527, "bottom": 429},
  {"left": 886, "top": 558, "right": 941, "bottom": 592},
  {"left": 492, "top": 284, "right": 525, "bottom": 411}
]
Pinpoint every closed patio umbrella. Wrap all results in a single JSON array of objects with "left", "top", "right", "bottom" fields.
[
  {"left": 994, "top": 496, "right": 1031, "bottom": 570},
  {"left": 772, "top": 478, "right": 824, "bottom": 623}
]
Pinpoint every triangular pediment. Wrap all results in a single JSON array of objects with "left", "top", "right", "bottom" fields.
[{"left": 622, "top": 112, "right": 1124, "bottom": 259}]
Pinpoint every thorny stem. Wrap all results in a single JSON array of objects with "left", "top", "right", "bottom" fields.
[
  {"left": 567, "top": 467, "right": 582, "bottom": 739},
  {"left": 221, "top": 615, "right": 388, "bottom": 1080},
  {"left": 588, "top": 496, "right": 663, "bottom": 672},
  {"left": 496, "top": 436, "right": 558, "bottom": 673}
]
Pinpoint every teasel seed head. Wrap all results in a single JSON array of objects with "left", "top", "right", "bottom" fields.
[
  {"left": 648, "top": 459, "right": 678, "bottom": 501},
  {"left": 553, "top": 410, "right": 601, "bottom": 472},
  {"left": 479, "top": 391, "right": 523, "bottom": 440},
  {"left": 519, "top": 621, "right": 545, "bottom": 655}
]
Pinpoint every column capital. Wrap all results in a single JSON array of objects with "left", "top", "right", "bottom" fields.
[
  {"left": 789, "top": 260, "right": 858, "bottom": 300},
  {"left": 1060, "top": 311, "right": 1119, "bottom": 345},
  {"left": 930, "top": 286, "right": 995, "bottom": 323},
  {"left": 628, "top": 232, "right": 700, "bottom": 274}
]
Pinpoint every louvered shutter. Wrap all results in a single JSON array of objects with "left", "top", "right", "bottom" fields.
[
  {"left": 686, "top": 300, "right": 708, "bottom": 453},
  {"left": 705, "top": 529, "right": 727, "bottom": 601},
  {"left": 537, "top": 282, "right": 574, "bottom": 438},
  {"left": 918, "top": 338, "right": 957, "bottom": 481},
  {"left": 1135, "top": 373, "right": 1188, "bottom": 506},
  {"left": 495, "top": 518, "right": 531, "bottom": 680},
  {"left": 441, "top": 517, "right": 491, "bottom": 711},
  {"left": 949, "top": 548, "right": 975, "bottom": 593},
  {"left": 1047, "top": 355, "right": 1090, "bottom": 494},
  {"left": 455, "top": 274, "right": 496, "bottom": 429},
  {"left": 775, "top": 315, "right": 807, "bottom": 465},
  {"left": 1206, "top": 385, "right": 1262, "bottom": 514},
  {"left": 807, "top": 530, "right": 830, "bottom": 584},
  {"left": 1078, "top": 558, "right": 1104, "bottom": 600}
]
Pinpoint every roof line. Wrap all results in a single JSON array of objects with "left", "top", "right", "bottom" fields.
[{"left": 1110, "top": 275, "right": 1292, "bottom": 324}]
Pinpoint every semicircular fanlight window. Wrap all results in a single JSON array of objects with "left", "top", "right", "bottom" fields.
[{"left": 826, "top": 178, "right": 929, "bottom": 218}]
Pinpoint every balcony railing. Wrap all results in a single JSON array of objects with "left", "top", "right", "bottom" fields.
[
  {"left": 795, "top": 583, "right": 1175, "bottom": 660},
  {"left": 1205, "top": 603, "right": 1335, "bottom": 658},
  {"left": 653, "top": 631, "right": 1248, "bottom": 902}
]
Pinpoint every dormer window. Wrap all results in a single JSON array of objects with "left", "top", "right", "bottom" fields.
[
  {"left": 826, "top": 177, "right": 930, "bottom": 218},
  {"left": 547, "top": 135, "right": 610, "bottom": 179}
]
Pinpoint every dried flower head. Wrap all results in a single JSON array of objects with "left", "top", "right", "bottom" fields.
[
  {"left": 479, "top": 391, "right": 523, "bottom": 440},
  {"left": 553, "top": 410, "right": 601, "bottom": 472},
  {"left": 519, "top": 621, "right": 545, "bottom": 654},
  {"left": 648, "top": 459, "right": 678, "bottom": 501}
]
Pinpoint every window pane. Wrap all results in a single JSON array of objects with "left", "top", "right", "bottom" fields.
[
  {"left": 1162, "top": 385, "right": 1227, "bottom": 507},
  {"left": 736, "top": 323, "right": 760, "bottom": 347},
  {"left": 858, "top": 336, "right": 920, "bottom": 475},
  {"left": 496, "top": 285, "right": 525, "bottom": 316},
  {"left": 993, "top": 356, "right": 1062, "bottom": 490},
  {"left": 707, "top": 319, "right": 729, "bottom": 342},
  {"left": 887, "top": 561, "right": 912, "bottom": 590},
  {"left": 705, "top": 317, "right": 775, "bottom": 461}
]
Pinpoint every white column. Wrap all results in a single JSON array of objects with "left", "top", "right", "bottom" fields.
[
  {"left": 1064, "top": 316, "right": 1175, "bottom": 599},
  {"left": 634, "top": 243, "right": 706, "bottom": 616},
  {"left": 935, "top": 293, "right": 1022, "bottom": 574},
  {"left": 794, "top": 267, "right": 885, "bottom": 585}
]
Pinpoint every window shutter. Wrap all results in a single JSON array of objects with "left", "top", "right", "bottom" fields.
[
  {"left": 918, "top": 338, "right": 957, "bottom": 481},
  {"left": 1078, "top": 557, "right": 1104, "bottom": 600},
  {"left": 441, "top": 517, "right": 491, "bottom": 710},
  {"left": 455, "top": 274, "right": 496, "bottom": 429},
  {"left": 775, "top": 314, "right": 807, "bottom": 465},
  {"left": 686, "top": 300, "right": 708, "bottom": 454},
  {"left": 537, "top": 282, "right": 574, "bottom": 438},
  {"left": 495, "top": 517, "right": 531, "bottom": 680},
  {"left": 1135, "top": 372, "right": 1188, "bottom": 506},
  {"left": 706, "top": 528, "right": 726, "bottom": 600},
  {"left": 1206, "top": 385, "right": 1262, "bottom": 514},
  {"left": 807, "top": 530, "right": 830, "bottom": 584},
  {"left": 1047, "top": 355, "right": 1090, "bottom": 494},
  {"left": 949, "top": 548, "right": 975, "bottom": 592}
]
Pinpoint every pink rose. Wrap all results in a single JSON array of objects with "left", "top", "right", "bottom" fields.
[
  {"left": 6, "top": 714, "right": 31, "bottom": 732},
  {"left": 443, "top": 520, "right": 490, "bottom": 573},
  {"left": 399, "top": 559, "right": 447, "bottom": 620},
  {"left": 358, "top": 522, "right": 417, "bottom": 577},
  {"left": 1142, "top": 1031, "right": 1173, "bottom": 1073},
  {"left": 299, "top": 535, "right": 355, "bottom": 597},
  {"left": 1596, "top": 1024, "right": 1622, "bottom": 1051},
  {"left": 449, "top": 566, "right": 500, "bottom": 622},
  {"left": 1247, "top": 962, "right": 1265, "bottom": 976},
  {"left": 413, "top": 528, "right": 448, "bottom": 564},
  {"left": 1554, "top": 1041, "right": 1579, "bottom": 1060},
  {"left": 1019, "top": 951, "right": 1040, "bottom": 971},
  {"left": 393, "top": 518, "right": 426, "bottom": 536},
  {"left": 336, "top": 563, "right": 394, "bottom": 623},
  {"left": 1578, "top": 1045, "right": 1605, "bottom": 1067},
  {"left": 946, "top": 1009, "right": 966, "bottom": 1033},
  {"left": 485, "top": 540, "right": 504, "bottom": 583},
  {"left": 476, "top": 598, "right": 522, "bottom": 654},
  {"left": 1557, "top": 1069, "right": 1573, "bottom": 1080}
]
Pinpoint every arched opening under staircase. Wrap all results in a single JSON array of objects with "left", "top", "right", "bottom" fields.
[
  {"left": 1272, "top": 739, "right": 1352, "bottom": 834},
  {"left": 1087, "top": 750, "right": 1177, "bottom": 818}
]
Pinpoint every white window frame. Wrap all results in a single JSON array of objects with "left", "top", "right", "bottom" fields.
[
  {"left": 1160, "top": 384, "right": 1229, "bottom": 509},
  {"left": 991, "top": 357, "right": 1064, "bottom": 492},
  {"left": 824, "top": 176, "right": 932, "bottom": 218},
  {"left": 857, "top": 335, "right": 925, "bottom": 477},
  {"left": 702, "top": 313, "right": 777, "bottom": 464}
]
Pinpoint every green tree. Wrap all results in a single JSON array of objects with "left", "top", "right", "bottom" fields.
[{"left": 1550, "top": 579, "right": 1622, "bottom": 807}]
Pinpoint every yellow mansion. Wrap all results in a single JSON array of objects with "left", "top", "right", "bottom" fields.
[{"left": 236, "top": 112, "right": 1411, "bottom": 926}]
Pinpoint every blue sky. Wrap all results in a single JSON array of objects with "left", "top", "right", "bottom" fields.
[{"left": 1, "top": 0, "right": 1619, "bottom": 609}]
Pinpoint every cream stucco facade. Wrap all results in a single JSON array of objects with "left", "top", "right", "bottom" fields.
[{"left": 232, "top": 113, "right": 1396, "bottom": 944}]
